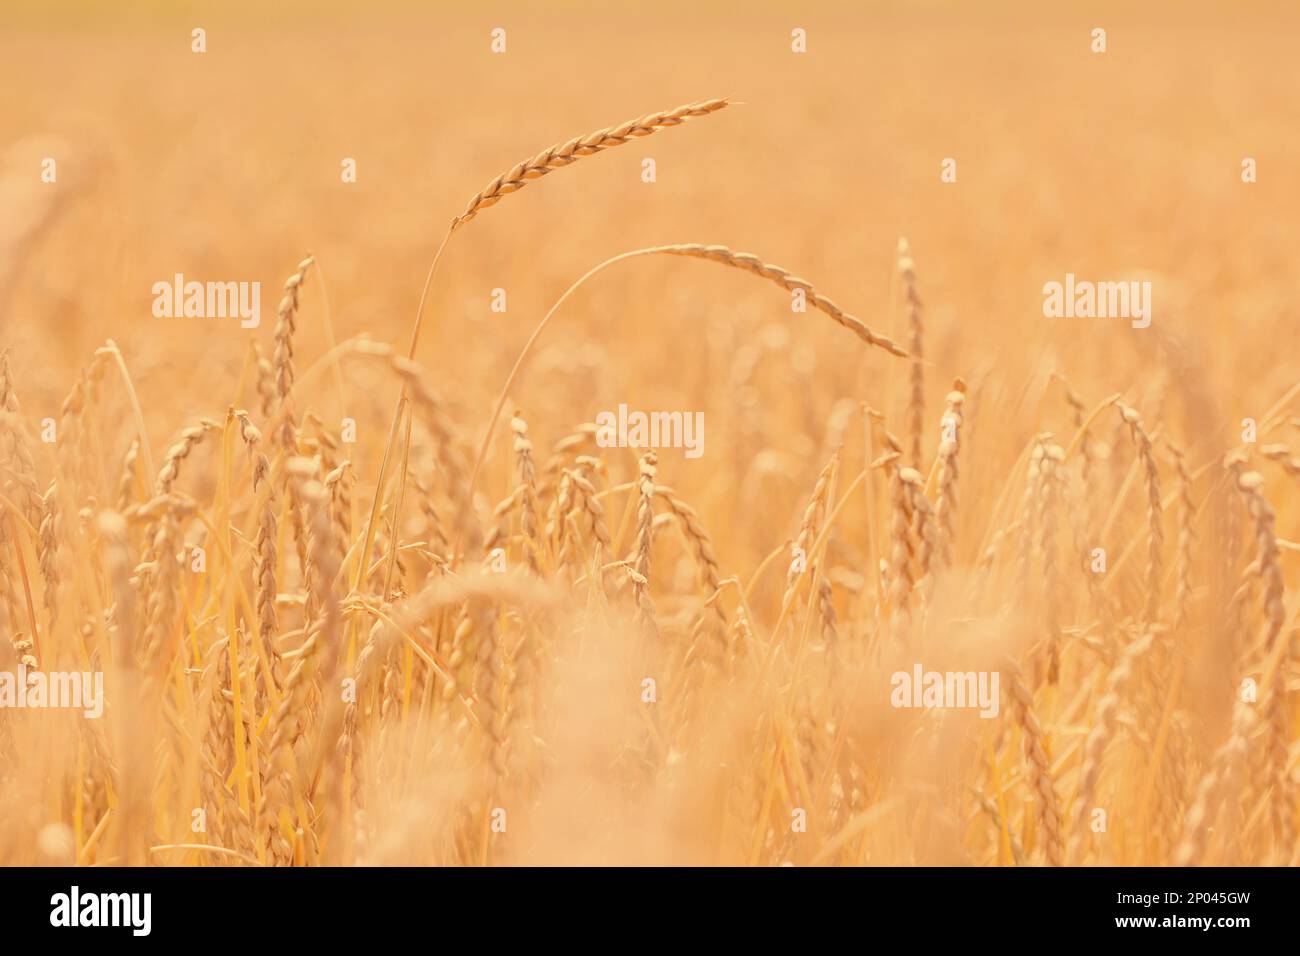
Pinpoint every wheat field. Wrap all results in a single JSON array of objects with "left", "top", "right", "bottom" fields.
[{"left": 1, "top": 0, "right": 1298, "bottom": 867}]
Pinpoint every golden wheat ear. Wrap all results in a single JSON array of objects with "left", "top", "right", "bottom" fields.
[
  {"left": 655, "top": 244, "right": 910, "bottom": 358},
  {"left": 452, "top": 98, "right": 730, "bottom": 229}
]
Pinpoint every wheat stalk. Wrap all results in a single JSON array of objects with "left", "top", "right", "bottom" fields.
[{"left": 273, "top": 256, "right": 315, "bottom": 455}]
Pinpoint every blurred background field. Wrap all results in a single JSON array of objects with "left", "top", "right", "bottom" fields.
[{"left": 4, "top": 3, "right": 1297, "bottom": 465}]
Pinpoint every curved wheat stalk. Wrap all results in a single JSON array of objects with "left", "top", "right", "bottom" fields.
[{"left": 464, "top": 243, "right": 909, "bottom": 536}]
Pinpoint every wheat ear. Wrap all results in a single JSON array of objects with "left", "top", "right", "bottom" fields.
[
  {"left": 934, "top": 381, "right": 966, "bottom": 569},
  {"left": 1114, "top": 401, "right": 1163, "bottom": 625},
  {"left": 1167, "top": 442, "right": 1196, "bottom": 630},
  {"left": 876, "top": 450, "right": 914, "bottom": 643},
  {"left": 1235, "top": 469, "right": 1292, "bottom": 855},
  {"left": 657, "top": 484, "right": 728, "bottom": 666},
  {"left": 235, "top": 410, "right": 279, "bottom": 669},
  {"left": 781, "top": 451, "right": 839, "bottom": 636},
  {"left": 559, "top": 458, "right": 612, "bottom": 588},
  {"left": 453, "top": 98, "right": 729, "bottom": 228},
  {"left": 657, "top": 245, "right": 909, "bottom": 357},
  {"left": 897, "top": 238, "right": 924, "bottom": 464},
  {"left": 1071, "top": 631, "right": 1155, "bottom": 861},
  {"left": 259, "top": 459, "right": 339, "bottom": 865},
  {"left": 1038, "top": 441, "right": 1065, "bottom": 682},
  {"left": 0, "top": 350, "right": 43, "bottom": 522},
  {"left": 904, "top": 466, "right": 937, "bottom": 601},
  {"left": 632, "top": 452, "right": 660, "bottom": 641},
  {"left": 510, "top": 412, "right": 541, "bottom": 573},
  {"left": 1174, "top": 696, "right": 1256, "bottom": 865},
  {"left": 272, "top": 256, "right": 315, "bottom": 455},
  {"left": 1004, "top": 656, "right": 1064, "bottom": 866}
]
